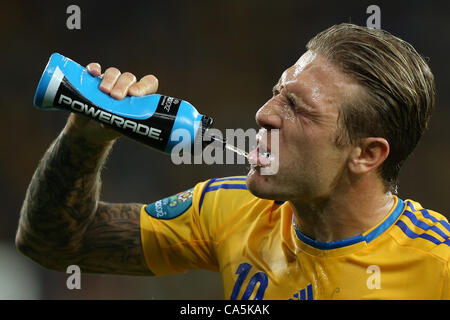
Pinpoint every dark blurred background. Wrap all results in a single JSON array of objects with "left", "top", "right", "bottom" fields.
[{"left": 1, "top": 0, "right": 448, "bottom": 299}]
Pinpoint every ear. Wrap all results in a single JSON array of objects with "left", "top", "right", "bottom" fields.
[{"left": 347, "top": 137, "right": 390, "bottom": 175}]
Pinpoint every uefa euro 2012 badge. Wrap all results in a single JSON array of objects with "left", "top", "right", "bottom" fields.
[{"left": 145, "top": 188, "right": 194, "bottom": 219}]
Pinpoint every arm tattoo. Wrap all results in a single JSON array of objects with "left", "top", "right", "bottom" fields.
[
  {"left": 16, "top": 129, "right": 152, "bottom": 275},
  {"left": 78, "top": 202, "right": 151, "bottom": 275}
]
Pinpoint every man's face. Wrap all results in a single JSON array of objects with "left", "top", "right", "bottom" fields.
[{"left": 246, "top": 50, "right": 361, "bottom": 202}]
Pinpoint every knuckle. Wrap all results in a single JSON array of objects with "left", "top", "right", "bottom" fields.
[
  {"left": 105, "top": 67, "right": 121, "bottom": 77},
  {"left": 130, "top": 83, "right": 142, "bottom": 95},
  {"left": 141, "top": 75, "right": 159, "bottom": 92},
  {"left": 144, "top": 74, "right": 158, "bottom": 84},
  {"left": 86, "top": 63, "right": 101, "bottom": 75},
  {"left": 87, "top": 62, "right": 99, "bottom": 69},
  {"left": 121, "top": 72, "right": 137, "bottom": 82}
]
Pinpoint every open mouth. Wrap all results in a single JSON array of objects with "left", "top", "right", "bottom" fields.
[
  {"left": 248, "top": 129, "right": 273, "bottom": 168},
  {"left": 248, "top": 147, "right": 273, "bottom": 168}
]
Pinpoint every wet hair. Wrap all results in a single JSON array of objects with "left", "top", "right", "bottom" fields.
[{"left": 307, "top": 23, "right": 435, "bottom": 192}]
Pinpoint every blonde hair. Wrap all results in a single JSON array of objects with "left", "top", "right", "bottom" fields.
[{"left": 307, "top": 23, "right": 435, "bottom": 191}]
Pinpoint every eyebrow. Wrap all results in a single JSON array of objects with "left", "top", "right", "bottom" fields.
[
  {"left": 273, "top": 79, "right": 315, "bottom": 111},
  {"left": 288, "top": 91, "right": 316, "bottom": 114}
]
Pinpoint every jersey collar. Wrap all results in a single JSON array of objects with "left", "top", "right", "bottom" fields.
[{"left": 292, "top": 196, "right": 405, "bottom": 252}]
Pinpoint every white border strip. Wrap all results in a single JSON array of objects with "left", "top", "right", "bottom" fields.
[{"left": 42, "top": 66, "right": 64, "bottom": 107}]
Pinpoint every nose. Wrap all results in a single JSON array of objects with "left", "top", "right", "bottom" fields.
[{"left": 255, "top": 101, "right": 282, "bottom": 129}]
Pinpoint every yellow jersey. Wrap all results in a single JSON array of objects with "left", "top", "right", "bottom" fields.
[{"left": 140, "top": 176, "right": 450, "bottom": 300}]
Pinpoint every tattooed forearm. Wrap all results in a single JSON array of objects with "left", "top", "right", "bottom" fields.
[
  {"left": 16, "top": 126, "right": 115, "bottom": 270},
  {"left": 77, "top": 202, "right": 151, "bottom": 275},
  {"left": 17, "top": 121, "right": 153, "bottom": 276}
]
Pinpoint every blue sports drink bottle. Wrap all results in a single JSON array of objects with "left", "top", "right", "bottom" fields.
[{"left": 33, "top": 53, "right": 215, "bottom": 154}]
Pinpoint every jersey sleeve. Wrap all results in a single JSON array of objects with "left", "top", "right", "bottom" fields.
[{"left": 139, "top": 179, "right": 219, "bottom": 276}]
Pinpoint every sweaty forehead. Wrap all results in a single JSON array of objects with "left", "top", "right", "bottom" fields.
[{"left": 278, "top": 51, "right": 359, "bottom": 107}]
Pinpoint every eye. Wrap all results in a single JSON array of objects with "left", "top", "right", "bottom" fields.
[
  {"left": 272, "top": 84, "right": 282, "bottom": 97},
  {"left": 287, "top": 96, "right": 296, "bottom": 106},
  {"left": 285, "top": 94, "right": 298, "bottom": 109}
]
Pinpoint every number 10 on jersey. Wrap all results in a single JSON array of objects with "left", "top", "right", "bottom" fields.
[{"left": 230, "top": 263, "right": 269, "bottom": 300}]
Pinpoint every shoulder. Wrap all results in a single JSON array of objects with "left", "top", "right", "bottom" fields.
[
  {"left": 192, "top": 176, "right": 280, "bottom": 245},
  {"left": 194, "top": 176, "right": 259, "bottom": 213},
  {"left": 193, "top": 176, "right": 275, "bottom": 226},
  {"left": 391, "top": 198, "right": 450, "bottom": 263}
]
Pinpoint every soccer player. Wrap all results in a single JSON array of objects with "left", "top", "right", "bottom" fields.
[{"left": 16, "top": 23, "right": 449, "bottom": 299}]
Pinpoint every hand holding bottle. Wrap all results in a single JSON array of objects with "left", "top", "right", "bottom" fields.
[{"left": 66, "top": 62, "right": 160, "bottom": 145}]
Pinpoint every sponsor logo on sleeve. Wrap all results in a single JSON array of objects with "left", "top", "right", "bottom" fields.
[{"left": 145, "top": 188, "right": 194, "bottom": 219}]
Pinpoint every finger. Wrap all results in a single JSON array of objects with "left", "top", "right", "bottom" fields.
[
  {"left": 86, "top": 63, "right": 101, "bottom": 77},
  {"left": 110, "top": 72, "right": 137, "bottom": 100},
  {"left": 128, "top": 75, "right": 159, "bottom": 96},
  {"left": 99, "top": 67, "right": 121, "bottom": 94}
]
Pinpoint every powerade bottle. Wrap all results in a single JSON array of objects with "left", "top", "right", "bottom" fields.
[{"left": 33, "top": 53, "right": 215, "bottom": 154}]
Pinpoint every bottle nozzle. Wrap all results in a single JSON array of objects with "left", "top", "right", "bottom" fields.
[{"left": 195, "top": 115, "right": 248, "bottom": 159}]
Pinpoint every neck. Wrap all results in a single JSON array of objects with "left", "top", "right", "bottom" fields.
[{"left": 289, "top": 178, "right": 395, "bottom": 243}]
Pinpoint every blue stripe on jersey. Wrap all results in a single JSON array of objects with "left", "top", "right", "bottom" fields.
[
  {"left": 293, "top": 197, "right": 405, "bottom": 250},
  {"left": 199, "top": 178, "right": 217, "bottom": 213},
  {"left": 406, "top": 201, "right": 415, "bottom": 211},
  {"left": 214, "top": 177, "right": 247, "bottom": 182},
  {"left": 205, "top": 184, "right": 248, "bottom": 192},
  {"left": 365, "top": 197, "right": 405, "bottom": 243},
  {"left": 403, "top": 211, "right": 449, "bottom": 240},
  {"left": 300, "top": 289, "right": 306, "bottom": 300},
  {"left": 406, "top": 201, "right": 450, "bottom": 232},
  {"left": 307, "top": 284, "right": 313, "bottom": 300},
  {"left": 420, "top": 209, "right": 450, "bottom": 232},
  {"left": 293, "top": 224, "right": 365, "bottom": 250},
  {"left": 395, "top": 220, "right": 450, "bottom": 246},
  {"left": 198, "top": 178, "right": 248, "bottom": 213}
]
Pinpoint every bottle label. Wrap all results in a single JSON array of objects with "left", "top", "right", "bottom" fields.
[{"left": 52, "top": 76, "right": 181, "bottom": 152}]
